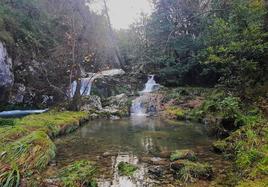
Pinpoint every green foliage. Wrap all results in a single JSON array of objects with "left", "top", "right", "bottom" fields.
[
  {"left": 117, "top": 162, "right": 138, "bottom": 176},
  {"left": 58, "top": 160, "right": 97, "bottom": 187},
  {"left": 199, "top": 0, "right": 268, "bottom": 94},
  {"left": 213, "top": 117, "right": 268, "bottom": 184},
  {"left": 166, "top": 107, "right": 186, "bottom": 120},
  {"left": 190, "top": 91, "right": 242, "bottom": 121}
]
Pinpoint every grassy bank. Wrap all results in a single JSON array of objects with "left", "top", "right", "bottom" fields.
[
  {"left": 0, "top": 111, "right": 89, "bottom": 186},
  {"left": 162, "top": 88, "right": 268, "bottom": 186}
]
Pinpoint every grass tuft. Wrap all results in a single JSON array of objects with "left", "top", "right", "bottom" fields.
[
  {"left": 118, "top": 162, "right": 138, "bottom": 176},
  {"left": 58, "top": 160, "right": 97, "bottom": 187}
]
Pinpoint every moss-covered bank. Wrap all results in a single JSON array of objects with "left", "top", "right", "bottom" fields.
[
  {"left": 162, "top": 87, "right": 268, "bottom": 186},
  {"left": 0, "top": 111, "right": 90, "bottom": 186}
]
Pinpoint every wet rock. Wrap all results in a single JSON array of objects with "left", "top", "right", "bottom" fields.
[
  {"left": 89, "top": 113, "right": 99, "bottom": 119},
  {"left": 170, "top": 149, "right": 197, "bottom": 161},
  {"left": 148, "top": 166, "right": 164, "bottom": 178},
  {"left": 103, "top": 151, "right": 117, "bottom": 157},
  {"left": 150, "top": 157, "right": 169, "bottom": 166},
  {"left": 140, "top": 157, "right": 169, "bottom": 166},
  {"left": 0, "top": 42, "right": 13, "bottom": 102},
  {"left": 158, "top": 151, "right": 172, "bottom": 158},
  {"left": 110, "top": 115, "right": 120, "bottom": 120}
]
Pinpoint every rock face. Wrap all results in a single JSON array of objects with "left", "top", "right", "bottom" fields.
[
  {"left": 0, "top": 42, "right": 14, "bottom": 102},
  {"left": 80, "top": 95, "right": 103, "bottom": 111},
  {"left": 102, "top": 94, "right": 130, "bottom": 117}
]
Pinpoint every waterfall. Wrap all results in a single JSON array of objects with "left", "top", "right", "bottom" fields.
[
  {"left": 70, "top": 69, "right": 125, "bottom": 98},
  {"left": 71, "top": 78, "right": 93, "bottom": 98},
  {"left": 131, "top": 75, "right": 160, "bottom": 116},
  {"left": 141, "top": 75, "right": 160, "bottom": 93}
]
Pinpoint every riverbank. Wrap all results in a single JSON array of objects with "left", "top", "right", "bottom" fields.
[
  {"left": 0, "top": 111, "right": 91, "bottom": 186},
  {"left": 0, "top": 87, "right": 267, "bottom": 186},
  {"left": 161, "top": 87, "right": 268, "bottom": 186}
]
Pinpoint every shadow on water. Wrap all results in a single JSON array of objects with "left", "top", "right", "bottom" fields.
[{"left": 48, "top": 117, "right": 217, "bottom": 186}]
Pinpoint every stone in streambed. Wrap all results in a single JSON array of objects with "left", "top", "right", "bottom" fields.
[
  {"left": 170, "top": 149, "right": 197, "bottom": 161},
  {"left": 148, "top": 166, "right": 164, "bottom": 178}
]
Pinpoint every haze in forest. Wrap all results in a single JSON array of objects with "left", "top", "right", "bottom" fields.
[{"left": 91, "top": 0, "right": 153, "bottom": 29}]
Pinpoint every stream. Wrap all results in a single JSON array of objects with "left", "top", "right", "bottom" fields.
[{"left": 43, "top": 117, "right": 228, "bottom": 187}]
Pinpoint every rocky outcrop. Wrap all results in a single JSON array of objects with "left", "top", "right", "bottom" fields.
[
  {"left": 102, "top": 94, "right": 131, "bottom": 117},
  {"left": 80, "top": 95, "right": 103, "bottom": 111},
  {"left": 0, "top": 42, "right": 14, "bottom": 102}
]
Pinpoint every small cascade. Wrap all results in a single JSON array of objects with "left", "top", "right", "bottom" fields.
[
  {"left": 70, "top": 69, "right": 125, "bottom": 98},
  {"left": 71, "top": 78, "right": 93, "bottom": 98},
  {"left": 140, "top": 75, "right": 160, "bottom": 93},
  {"left": 131, "top": 75, "right": 160, "bottom": 116},
  {"left": 131, "top": 98, "right": 147, "bottom": 116}
]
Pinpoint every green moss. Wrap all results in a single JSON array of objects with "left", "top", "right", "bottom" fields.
[
  {"left": 58, "top": 160, "right": 97, "bottom": 187},
  {"left": 118, "top": 162, "right": 138, "bottom": 176},
  {"left": 16, "top": 111, "right": 88, "bottom": 137},
  {"left": 170, "top": 149, "right": 197, "bottom": 161},
  {"left": 212, "top": 140, "right": 228, "bottom": 153},
  {"left": 166, "top": 107, "right": 186, "bottom": 120}
]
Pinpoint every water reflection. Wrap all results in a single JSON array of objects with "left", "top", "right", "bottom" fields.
[
  {"left": 98, "top": 153, "right": 153, "bottom": 187},
  {"left": 54, "top": 118, "right": 212, "bottom": 186}
]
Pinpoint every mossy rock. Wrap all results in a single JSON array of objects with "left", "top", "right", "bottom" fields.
[
  {"left": 58, "top": 160, "right": 97, "bottom": 187},
  {"left": 212, "top": 140, "right": 228, "bottom": 153},
  {"left": 118, "top": 162, "right": 138, "bottom": 176},
  {"left": 170, "top": 149, "right": 197, "bottom": 161},
  {"left": 170, "top": 160, "right": 213, "bottom": 182}
]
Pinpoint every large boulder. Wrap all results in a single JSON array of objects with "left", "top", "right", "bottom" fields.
[
  {"left": 102, "top": 94, "right": 131, "bottom": 117},
  {"left": 0, "top": 42, "right": 14, "bottom": 102}
]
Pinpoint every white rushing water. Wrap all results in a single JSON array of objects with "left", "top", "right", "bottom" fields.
[
  {"left": 0, "top": 109, "right": 48, "bottom": 118},
  {"left": 70, "top": 69, "right": 125, "bottom": 97},
  {"left": 131, "top": 75, "right": 160, "bottom": 116},
  {"left": 140, "top": 75, "right": 160, "bottom": 93}
]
